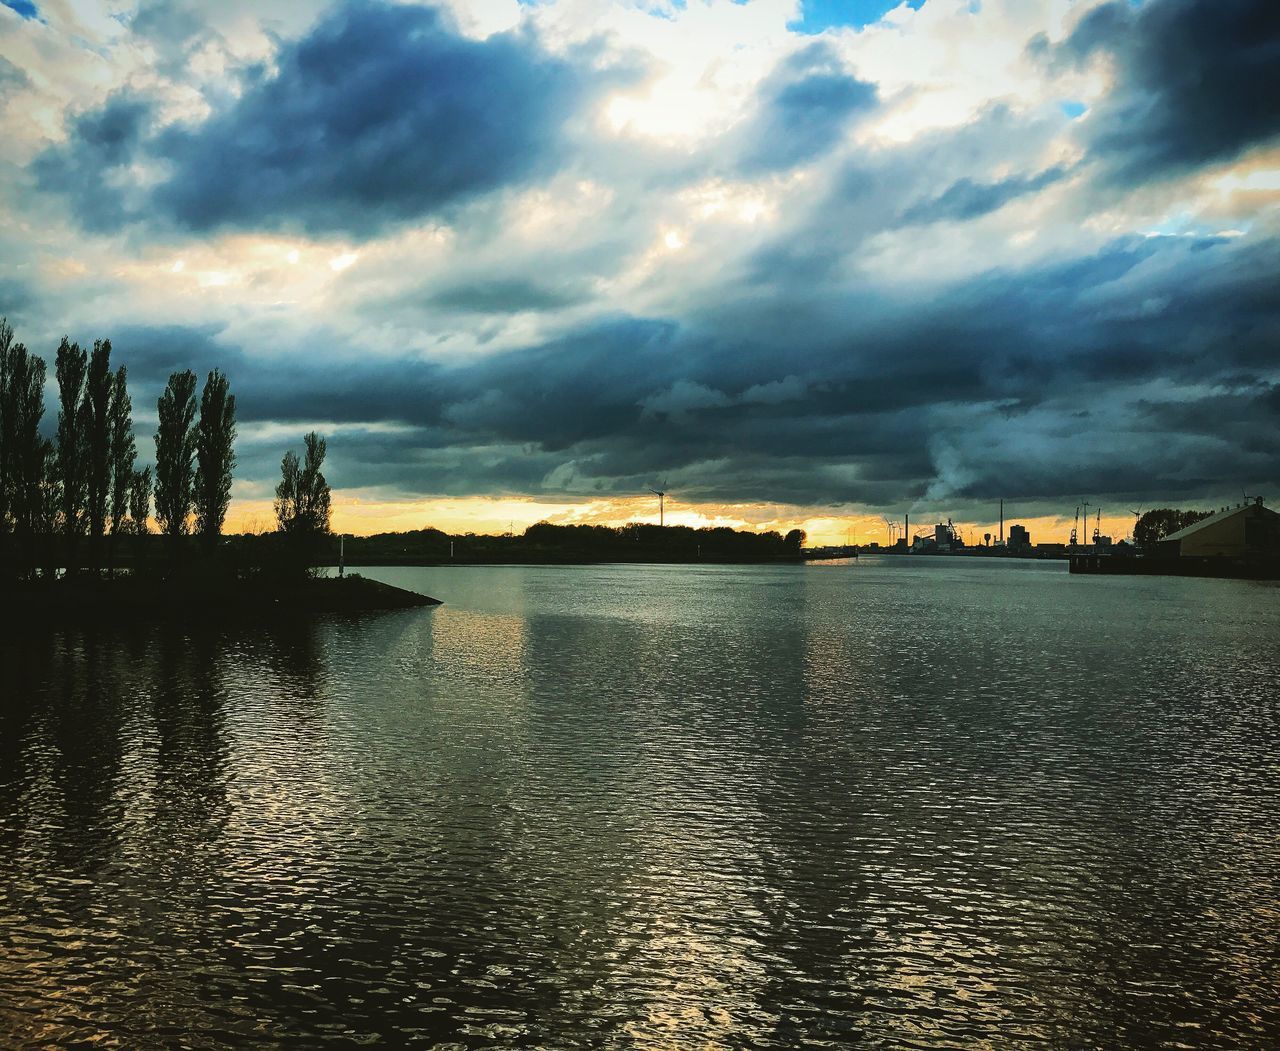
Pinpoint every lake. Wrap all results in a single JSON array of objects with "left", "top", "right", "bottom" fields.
[{"left": 2, "top": 558, "right": 1278, "bottom": 1047}]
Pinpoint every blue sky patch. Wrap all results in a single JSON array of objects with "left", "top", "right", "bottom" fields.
[
  {"left": 789, "top": 0, "right": 926, "bottom": 35},
  {"left": 2, "top": 0, "right": 38, "bottom": 19},
  {"left": 1060, "top": 100, "right": 1087, "bottom": 119}
]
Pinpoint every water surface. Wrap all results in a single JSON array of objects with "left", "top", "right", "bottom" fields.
[{"left": 2, "top": 559, "right": 1278, "bottom": 1047}]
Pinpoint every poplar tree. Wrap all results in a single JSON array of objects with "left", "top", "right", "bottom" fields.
[
  {"left": 0, "top": 319, "right": 13, "bottom": 537},
  {"left": 275, "top": 432, "right": 331, "bottom": 535},
  {"left": 55, "top": 338, "right": 88, "bottom": 546},
  {"left": 108, "top": 365, "right": 135, "bottom": 534},
  {"left": 154, "top": 370, "right": 197, "bottom": 540},
  {"left": 194, "top": 369, "right": 236, "bottom": 542},
  {"left": 129, "top": 466, "right": 152, "bottom": 534},
  {"left": 84, "top": 340, "right": 113, "bottom": 566},
  {"left": 300, "top": 432, "right": 332, "bottom": 535},
  {"left": 36, "top": 441, "right": 59, "bottom": 575},
  {"left": 0, "top": 317, "right": 16, "bottom": 532},
  {"left": 0, "top": 322, "right": 43, "bottom": 574},
  {"left": 10, "top": 345, "right": 47, "bottom": 553},
  {"left": 275, "top": 451, "right": 301, "bottom": 532}
]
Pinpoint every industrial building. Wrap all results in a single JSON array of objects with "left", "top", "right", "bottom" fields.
[
  {"left": 1157, "top": 498, "right": 1280, "bottom": 558},
  {"left": 911, "top": 519, "right": 965, "bottom": 553}
]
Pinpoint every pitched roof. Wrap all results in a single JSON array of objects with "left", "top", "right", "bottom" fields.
[{"left": 1163, "top": 500, "right": 1276, "bottom": 542}]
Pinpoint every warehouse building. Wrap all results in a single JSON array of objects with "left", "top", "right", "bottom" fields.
[{"left": 1158, "top": 498, "right": 1280, "bottom": 558}]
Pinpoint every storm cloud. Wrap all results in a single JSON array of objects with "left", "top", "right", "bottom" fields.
[
  {"left": 1053, "top": 0, "right": 1280, "bottom": 182},
  {"left": 35, "top": 1, "right": 593, "bottom": 237},
  {"left": 87, "top": 225, "right": 1277, "bottom": 514},
  {"left": 4, "top": 0, "right": 1280, "bottom": 527},
  {"left": 900, "top": 165, "right": 1070, "bottom": 225},
  {"left": 731, "top": 42, "right": 878, "bottom": 173}
]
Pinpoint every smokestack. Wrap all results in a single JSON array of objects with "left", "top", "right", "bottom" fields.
[
  {"left": 1000, "top": 499, "right": 1004, "bottom": 543},
  {"left": 904, "top": 512, "right": 909, "bottom": 546}
]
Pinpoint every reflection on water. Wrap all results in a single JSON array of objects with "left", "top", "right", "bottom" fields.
[{"left": 2, "top": 559, "right": 1278, "bottom": 1047}]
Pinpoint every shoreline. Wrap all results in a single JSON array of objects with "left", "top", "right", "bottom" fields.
[{"left": 1, "top": 574, "right": 441, "bottom": 622}]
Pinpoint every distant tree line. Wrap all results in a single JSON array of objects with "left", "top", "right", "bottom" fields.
[
  {"left": 0, "top": 318, "right": 331, "bottom": 582},
  {"left": 331, "top": 520, "right": 806, "bottom": 566},
  {"left": 1134, "top": 508, "right": 1212, "bottom": 547},
  {"left": 522, "top": 521, "right": 805, "bottom": 560}
]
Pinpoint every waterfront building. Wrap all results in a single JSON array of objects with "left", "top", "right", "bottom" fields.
[
  {"left": 1158, "top": 498, "right": 1280, "bottom": 558},
  {"left": 1008, "top": 524, "right": 1031, "bottom": 551}
]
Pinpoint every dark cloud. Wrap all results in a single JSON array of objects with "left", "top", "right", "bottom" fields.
[
  {"left": 425, "top": 278, "right": 590, "bottom": 315},
  {"left": 731, "top": 42, "right": 876, "bottom": 173},
  {"left": 30, "top": 92, "right": 155, "bottom": 231},
  {"left": 105, "top": 323, "right": 234, "bottom": 390},
  {"left": 35, "top": 2, "right": 593, "bottom": 237},
  {"left": 86, "top": 228, "right": 1278, "bottom": 513},
  {"left": 1056, "top": 0, "right": 1280, "bottom": 182},
  {"left": 0, "top": 276, "right": 33, "bottom": 321},
  {"left": 899, "top": 165, "right": 1069, "bottom": 225},
  {"left": 14, "top": 0, "right": 1280, "bottom": 520},
  {"left": 0, "top": 54, "right": 31, "bottom": 92}
]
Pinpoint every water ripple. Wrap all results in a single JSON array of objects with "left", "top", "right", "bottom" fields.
[{"left": 2, "top": 561, "right": 1278, "bottom": 1047}]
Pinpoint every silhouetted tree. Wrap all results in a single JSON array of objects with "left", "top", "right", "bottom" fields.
[
  {"left": 785, "top": 528, "right": 807, "bottom": 552},
  {"left": 300, "top": 432, "right": 332, "bottom": 536},
  {"left": 154, "top": 370, "right": 197, "bottom": 541},
  {"left": 9, "top": 345, "right": 47, "bottom": 577},
  {"left": 0, "top": 319, "right": 14, "bottom": 537},
  {"left": 0, "top": 320, "right": 24, "bottom": 538},
  {"left": 84, "top": 340, "right": 113, "bottom": 561},
  {"left": 275, "top": 431, "right": 331, "bottom": 536},
  {"left": 1135, "top": 508, "right": 1212, "bottom": 546},
  {"left": 275, "top": 450, "right": 301, "bottom": 529},
  {"left": 273, "top": 432, "right": 331, "bottom": 577},
  {"left": 35, "top": 440, "right": 59, "bottom": 577},
  {"left": 0, "top": 323, "right": 47, "bottom": 576},
  {"left": 55, "top": 338, "right": 89, "bottom": 570},
  {"left": 129, "top": 466, "right": 152, "bottom": 534},
  {"left": 108, "top": 366, "right": 134, "bottom": 535},
  {"left": 194, "top": 369, "right": 236, "bottom": 543}
]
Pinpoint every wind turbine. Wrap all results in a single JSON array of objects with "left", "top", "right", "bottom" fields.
[{"left": 649, "top": 480, "right": 668, "bottom": 527}]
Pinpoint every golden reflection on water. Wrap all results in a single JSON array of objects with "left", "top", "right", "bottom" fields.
[{"left": 2, "top": 562, "right": 1279, "bottom": 1046}]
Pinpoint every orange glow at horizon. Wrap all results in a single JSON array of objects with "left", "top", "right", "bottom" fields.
[{"left": 222, "top": 493, "right": 1141, "bottom": 548}]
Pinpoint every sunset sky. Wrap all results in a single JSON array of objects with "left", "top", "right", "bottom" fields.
[{"left": 1, "top": 0, "right": 1276, "bottom": 545}]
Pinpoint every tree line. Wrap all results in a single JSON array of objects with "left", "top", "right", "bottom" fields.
[
  {"left": 0, "top": 318, "right": 330, "bottom": 581},
  {"left": 1133, "top": 507, "right": 1213, "bottom": 547},
  {"left": 334, "top": 520, "right": 807, "bottom": 566}
]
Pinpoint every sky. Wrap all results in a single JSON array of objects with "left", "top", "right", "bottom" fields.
[{"left": 0, "top": 0, "right": 1277, "bottom": 545}]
